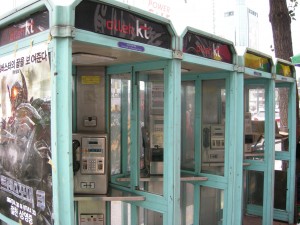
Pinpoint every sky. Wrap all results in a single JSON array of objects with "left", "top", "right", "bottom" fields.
[{"left": 0, "top": 0, "right": 299, "bottom": 65}]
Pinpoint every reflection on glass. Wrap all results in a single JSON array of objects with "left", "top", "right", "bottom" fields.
[
  {"left": 247, "top": 171, "right": 263, "bottom": 206},
  {"left": 110, "top": 75, "right": 131, "bottom": 177},
  {"left": 138, "top": 70, "right": 164, "bottom": 195},
  {"left": 138, "top": 206, "right": 163, "bottom": 225},
  {"left": 110, "top": 202, "right": 131, "bottom": 225},
  {"left": 201, "top": 79, "right": 225, "bottom": 176},
  {"left": 245, "top": 88, "right": 265, "bottom": 160},
  {"left": 181, "top": 183, "right": 194, "bottom": 225},
  {"left": 274, "top": 160, "right": 288, "bottom": 210},
  {"left": 200, "top": 186, "right": 224, "bottom": 225},
  {"left": 277, "top": 87, "right": 289, "bottom": 152},
  {"left": 181, "top": 81, "right": 195, "bottom": 171}
]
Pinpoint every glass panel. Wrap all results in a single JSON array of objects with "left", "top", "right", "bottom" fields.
[
  {"left": 138, "top": 207, "right": 163, "bottom": 225},
  {"left": 200, "top": 186, "right": 224, "bottom": 225},
  {"left": 181, "top": 81, "right": 195, "bottom": 171},
  {"left": 111, "top": 203, "right": 165, "bottom": 225},
  {"left": 246, "top": 87, "right": 289, "bottom": 157},
  {"left": 244, "top": 88, "right": 265, "bottom": 160},
  {"left": 201, "top": 79, "right": 226, "bottom": 176},
  {"left": 274, "top": 160, "right": 288, "bottom": 210},
  {"left": 111, "top": 201, "right": 131, "bottom": 225},
  {"left": 276, "top": 87, "right": 289, "bottom": 152},
  {"left": 139, "top": 70, "right": 164, "bottom": 195},
  {"left": 246, "top": 171, "right": 263, "bottom": 206},
  {"left": 181, "top": 183, "right": 194, "bottom": 225},
  {"left": 110, "top": 74, "right": 131, "bottom": 179}
]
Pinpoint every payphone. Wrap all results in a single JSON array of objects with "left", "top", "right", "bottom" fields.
[
  {"left": 72, "top": 67, "right": 108, "bottom": 194},
  {"left": 202, "top": 124, "right": 225, "bottom": 163},
  {"left": 72, "top": 133, "right": 108, "bottom": 194},
  {"left": 72, "top": 67, "right": 107, "bottom": 225}
]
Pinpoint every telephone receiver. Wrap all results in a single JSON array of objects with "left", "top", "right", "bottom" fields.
[{"left": 72, "top": 139, "right": 81, "bottom": 174}]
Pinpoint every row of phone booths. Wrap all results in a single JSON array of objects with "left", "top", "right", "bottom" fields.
[{"left": 0, "top": 0, "right": 297, "bottom": 225}]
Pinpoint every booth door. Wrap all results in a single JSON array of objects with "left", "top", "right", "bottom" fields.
[
  {"left": 273, "top": 85, "right": 295, "bottom": 223},
  {"left": 244, "top": 84, "right": 295, "bottom": 223},
  {"left": 181, "top": 77, "right": 227, "bottom": 225},
  {"left": 108, "top": 66, "right": 167, "bottom": 225}
]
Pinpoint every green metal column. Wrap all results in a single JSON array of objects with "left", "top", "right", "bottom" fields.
[
  {"left": 224, "top": 70, "right": 244, "bottom": 225},
  {"left": 164, "top": 58, "right": 181, "bottom": 225},
  {"left": 287, "top": 81, "right": 297, "bottom": 224},
  {"left": 50, "top": 5, "right": 75, "bottom": 225},
  {"left": 263, "top": 78, "right": 275, "bottom": 225},
  {"left": 130, "top": 69, "right": 140, "bottom": 189}
]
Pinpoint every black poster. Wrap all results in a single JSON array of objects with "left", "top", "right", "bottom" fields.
[
  {"left": 183, "top": 32, "right": 233, "bottom": 64},
  {"left": 0, "top": 10, "right": 49, "bottom": 47},
  {"left": 75, "top": 1, "right": 172, "bottom": 49},
  {"left": 0, "top": 44, "right": 52, "bottom": 225}
]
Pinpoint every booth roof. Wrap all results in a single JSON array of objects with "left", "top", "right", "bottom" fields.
[{"left": 291, "top": 53, "right": 300, "bottom": 66}]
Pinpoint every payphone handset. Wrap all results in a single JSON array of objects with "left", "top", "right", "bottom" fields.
[{"left": 73, "top": 133, "right": 108, "bottom": 195}]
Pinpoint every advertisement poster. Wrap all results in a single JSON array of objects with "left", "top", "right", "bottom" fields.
[{"left": 0, "top": 43, "right": 52, "bottom": 224}]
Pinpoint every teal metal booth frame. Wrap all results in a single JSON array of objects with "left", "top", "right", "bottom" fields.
[
  {"left": 0, "top": 1, "right": 297, "bottom": 225},
  {"left": 240, "top": 49, "right": 297, "bottom": 224}
]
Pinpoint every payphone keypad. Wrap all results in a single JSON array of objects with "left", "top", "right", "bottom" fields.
[
  {"left": 81, "top": 137, "right": 105, "bottom": 175},
  {"left": 73, "top": 134, "right": 107, "bottom": 195}
]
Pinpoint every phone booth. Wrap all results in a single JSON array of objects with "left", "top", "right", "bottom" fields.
[
  {"left": 241, "top": 48, "right": 296, "bottom": 224},
  {"left": 0, "top": 1, "right": 298, "bottom": 225},
  {"left": 178, "top": 27, "right": 244, "bottom": 225},
  {"left": 0, "top": 0, "right": 183, "bottom": 224},
  {"left": 273, "top": 58, "right": 296, "bottom": 224}
]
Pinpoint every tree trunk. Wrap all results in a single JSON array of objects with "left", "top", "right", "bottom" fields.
[
  {"left": 269, "top": 1, "right": 299, "bottom": 223},
  {"left": 269, "top": 0, "right": 299, "bottom": 139}
]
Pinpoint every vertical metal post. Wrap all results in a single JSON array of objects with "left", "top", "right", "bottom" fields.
[
  {"left": 121, "top": 80, "right": 129, "bottom": 173},
  {"left": 287, "top": 81, "right": 297, "bottom": 224},
  {"left": 130, "top": 69, "right": 140, "bottom": 189},
  {"left": 164, "top": 58, "right": 181, "bottom": 225},
  {"left": 223, "top": 71, "right": 244, "bottom": 225},
  {"left": 263, "top": 78, "right": 275, "bottom": 225},
  {"left": 50, "top": 5, "right": 75, "bottom": 225},
  {"left": 130, "top": 204, "right": 138, "bottom": 225}
]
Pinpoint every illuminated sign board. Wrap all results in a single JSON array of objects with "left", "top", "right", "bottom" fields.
[
  {"left": 244, "top": 52, "right": 271, "bottom": 73},
  {"left": 276, "top": 62, "right": 294, "bottom": 77},
  {"left": 75, "top": 1, "right": 172, "bottom": 49},
  {"left": 183, "top": 31, "right": 233, "bottom": 63},
  {"left": 0, "top": 10, "right": 49, "bottom": 46}
]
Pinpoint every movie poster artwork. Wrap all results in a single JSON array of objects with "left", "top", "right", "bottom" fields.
[{"left": 0, "top": 43, "right": 52, "bottom": 225}]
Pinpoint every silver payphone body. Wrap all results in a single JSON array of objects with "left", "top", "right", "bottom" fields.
[
  {"left": 73, "top": 133, "right": 108, "bottom": 194},
  {"left": 72, "top": 67, "right": 107, "bottom": 225}
]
